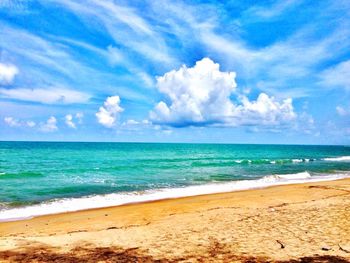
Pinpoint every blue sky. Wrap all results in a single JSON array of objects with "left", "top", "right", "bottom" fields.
[{"left": 0, "top": 0, "right": 350, "bottom": 144}]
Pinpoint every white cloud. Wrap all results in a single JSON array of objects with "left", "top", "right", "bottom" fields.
[
  {"left": 65, "top": 114, "right": 76, "bottom": 129},
  {"left": 150, "top": 58, "right": 297, "bottom": 128},
  {"left": 243, "top": 0, "right": 302, "bottom": 20},
  {"left": 150, "top": 0, "right": 350, "bottom": 98},
  {"left": 125, "top": 119, "right": 139, "bottom": 125},
  {"left": 0, "top": 88, "right": 91, "bottom": 104},
  {"left": 150, "top": 58, "right": 237, "bottom": 126},
  {"left": 232, "top": 94, "right": 296, "bottom": 126},
  {"left": 0, "top": 63, "right": 18, "bottom": 85},
  {"left": 75, "top": 112, "right": 84, "bottom": 124},
  {"left": 96, "top": 96, "right": 123, "bottom": 128},
  {"left": 4, "top": 117, "right": 20, "bottom": 127},
  {"left": 26, "top": 121, "right": 36, "bottom": 127},
  {"left": 65, "top": 113, "right": 83, "bottom": 128},
  {"left": 320, "top": 60, "right": 350, "bottom": 90},
  {"left": 40, "top": 116, "right": 58, "bottom": 132},
  {"left": 4, "top": 117, "right": 36, "bottom": 128},
  {"left": 107, "top": 45, "right": 155, "bottom": 88},
  {"left": 120, "top": 119, "right": 153, "bottom": 131},
  {"left": 53, "top": 0, "right": 176, "bottom": 65},
  {"left": 336, "top": 106, "right": 349, "bottom": 116}
]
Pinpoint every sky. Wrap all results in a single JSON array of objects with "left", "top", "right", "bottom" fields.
[{"left": 0, "top": 0, "right": 350, "bottom": 144}]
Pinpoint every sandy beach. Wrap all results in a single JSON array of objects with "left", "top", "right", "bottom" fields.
[{"left": 0, "top": 178, "right": 350, "bottom": 262}]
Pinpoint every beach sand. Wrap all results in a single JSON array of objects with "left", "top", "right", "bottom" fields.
[{"left": 1, "top": 179, "right": 350, "bottom": 262}]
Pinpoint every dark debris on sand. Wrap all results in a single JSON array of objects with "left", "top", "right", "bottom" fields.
[{"left": 0, "top": 245, "right": 349, "bottom": 263}]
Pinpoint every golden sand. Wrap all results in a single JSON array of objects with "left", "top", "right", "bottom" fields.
[{"left": 1, "top": 179, "right": 350, "bottom": 262}]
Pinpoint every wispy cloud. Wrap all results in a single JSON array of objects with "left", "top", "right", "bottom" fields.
[
  {"left": 0, "top": 22, "right": 152, "bottom": 104},
  {"left": 242, "top": 0, "right": 303, "bottom": 20},
  {"left": 1, "top": 0, "right": 349, "bottom": 141},
  {"left": 336, "top": 106, "right": 350, "bottom": 116},
  {"left": 49, "top": 0, "right": 177, "bottom": 65},
  {"left": 0, "top": 87, "right": 91, "bottom": 104},
  {"left": 319, "top": 60, "right": 350, "bottom": 90},
  {"left": 148, "top": 0, "right": 350, "bottom": 98}
]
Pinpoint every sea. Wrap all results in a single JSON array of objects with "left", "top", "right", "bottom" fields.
[{"left": 1, "top": 141, "right": 350, "bottom": 221}]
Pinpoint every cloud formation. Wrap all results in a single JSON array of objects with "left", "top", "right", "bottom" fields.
[
  {"left": 336, "top": 106, "right": 349, "bottom": 116},
  {"left": 233, "top": 94, "right": 296, "bottom": 126},
  {"left": 150, "top": 58, "right": 237, "bottom": 126},
  {"left": 96, "top": 96, "right": 124, "bottom": 128},
  {"left": 0, "top": 88, "right": 91, "bottom": 104},
  {"left": 150, "top": 58, "right": 296, "bottom": 128},
  {"left": 64, "top": 113, "right": 83, "bottom": 128},
  {"left": 65, "top": 114, "right": 76, "bottom": 129},
  {"left": 0, "top": 63, "right": 18, "bottom": 85},
  {"left": 4, "top": 117, "right": 36, "bottom": 128},
  {"left": 75, "top": 112, "right": 84, "bottom": 124},
  {"left": 40, "top": 116, "right": 58, "bottom": 132},
  {"left": 320, "top": 60, "right": 350, "bottom": 90},
  {"left": 4, "top": 117, "right": 20, "bottom": 127}
]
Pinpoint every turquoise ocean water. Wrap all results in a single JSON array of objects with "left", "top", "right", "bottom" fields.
[{"left": 1, "top": 141, "right": 350, "bottom": 220}]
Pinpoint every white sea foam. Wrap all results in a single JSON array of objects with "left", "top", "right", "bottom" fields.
[
  {"left": 0, "top": 172, "right": 349, "bottom": 222},
  {"left": 323, "top": 156, "right": 350, "bottom": 162},
  {"left": 263, "top": 171, "right": 311, "bottom": 181}
]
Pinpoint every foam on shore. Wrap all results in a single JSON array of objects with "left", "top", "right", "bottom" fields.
[
  {"left": 0, "top": 172, "right": 349, "bottom": 222},
  {"left": 323, "top": 156, "right": 350, "bottom": 162}
]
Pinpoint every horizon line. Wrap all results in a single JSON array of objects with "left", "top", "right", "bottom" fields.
[{"left": 0, "top": 140, "right": 348, "bottom": 147}]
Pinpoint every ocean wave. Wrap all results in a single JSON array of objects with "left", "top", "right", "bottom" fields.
[
  {"left": 0, "top": 171, "right": 349, "bottom": 222},
  {"left": 262, "top": 171, "right": 311, "bottom": 181},
  {"left": 323, "top": 156, "right": 350, "bottom": 162},
  {"left": 233, "top": 159, "right": 315, "bottom": 165}
]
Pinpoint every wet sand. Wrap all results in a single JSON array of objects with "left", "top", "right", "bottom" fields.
[{"left": 1, "top": 178, "right": 350, "bottom": 262}]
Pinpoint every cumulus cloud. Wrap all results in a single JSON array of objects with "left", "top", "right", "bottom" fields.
[
  {"left": 232, "top": 94, "right": 296, "bottom": 126},
  {"left": 65, "top": 114, "right": 76, "bottom": 129},
  {"left": 4, "top": 117, "right": 36, "bottom": 128},
  {"left": 150, "top": 58, "right": 237, "bottom": 126},
  {"left": 0, "top": 63, "right": 18, "bottom": 85},
  {"left": 40, "top": 116, "right": 58, "bottom": 132},
  {"left": 64, "top": 112, "right": 84, "bottom": 128},
  {"left": 150, "top": 58, "right": 296, "bottom": 128},
  {"left": 96, "top": 96, "right": 124, "bottom": 128},
  {"left": 0, "top": 87, "right": 91, "bottom": 104}
]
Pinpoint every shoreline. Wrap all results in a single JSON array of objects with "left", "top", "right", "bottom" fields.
[
  {"left": 1, "top": 172, "right": 349, "bottom": 222},
  {"left": 1, "top": 178, "right": 350, "bottom": 262}
]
